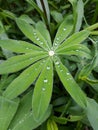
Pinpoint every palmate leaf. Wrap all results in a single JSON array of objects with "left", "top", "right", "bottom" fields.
[
  {"left": 0, "top": 52, "right": 48, "bottom": 74},
  {"left": 0, "top": 96, "right": 19, "bottom": 130},
  {"left": 32, "top": 58, "right": 53, "bottom": 121},
  {"left": 54, "top": 56, "right": 87, "bottom": 108},
  {"left": 16, "top": 18, "right": 50, "bottom": 51},
  {"left": 0, "top": 39, "right": 43, "bottom": 53},
  {"left": 53, "top": 15, "right": 73, "bottom": 49},
  {"left": 3, "top": 59, "right": 46, "bottom": 99}
]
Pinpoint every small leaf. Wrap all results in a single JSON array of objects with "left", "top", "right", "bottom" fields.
[
  {"left": 0, "top": 96, "right": 19, "bottom": 130},
  {"left": 53, "top": 15, "right": 73, "bottom": 49},
  {"left": 86, "top": 98, "right": 98, "bottom": 130},
  {"left": 36, "top": 21, "right": 52, "bottom": 48},
  {"left": 57, "top": 30, "right": 90, "bottom": 50},
  {"left": 0, "top": 52, "right": 48, "bottom": 74},
  {"left": 47, "top": 119, "right": 58, "bottom": 130},
  {"left": 32, "top": 58, "right": 53, "bottom": 121},
  {"left": 56, "top": 44, "right": 91, "bottom": 59},
  {"left": 3, "top": 59, "right": 45, "bottom": 99},
  {"left": 0, "top": 39, "right": 43, "bottom": 53},
  {"left": 10, "top": 105, "right": 52, "bottom": 130},
  {"left": 9, "top": 91, "right": 32, "bottom": 129},
  {"left": 54, "top": 56, "right": 87, "bottom": 108},
  {"left": 16, "top": 18, "right": 50, "bottom": 50}
]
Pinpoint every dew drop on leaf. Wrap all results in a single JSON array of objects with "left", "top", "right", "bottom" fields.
[
  {"left": 63, "top": 28, "right": 66, "bottom": 31},
  {"left": 47, "top": 66, "right": 50, "bottom": 70},
  {"left": 60, "top": 69, "right": 63, "bottom": 72},
  {"left": 34, "top": 32, "right": 36, "bottom": 35},
  {"left": 66, "top": 72, "right": 70, "bottom": 75},
  {"left": 55, "top": 61, "right": 60, "bottom": 65},
  {"left": 42, "top": 88, "right": 45, "bottom": 91},
  {"left": 40, "top": 42, "right": 43, "bottom": 45},
  {"left": 76, "top": 50, "right": 79, "bottom": 52},
  {"left": 36, "top": 38, "right": 40, "bottom": 41},
  {"left": 44, "top": 79, "right": 48, "bottom": 83}
]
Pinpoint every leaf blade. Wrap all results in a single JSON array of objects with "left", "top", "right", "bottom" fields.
[{"left": 32, "top": 58, "right": 53, "bottom": 121}]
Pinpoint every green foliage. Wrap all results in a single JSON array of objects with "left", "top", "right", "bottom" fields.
[{"left": 0, "top": 0, "right": 98, "bottom": 130}]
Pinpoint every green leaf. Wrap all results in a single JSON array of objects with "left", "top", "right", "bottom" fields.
[
  {"left": 56, "top": 44, "right": 91, "bottom": 59},
  {"left": 10, "top": 105, "right": 52, "bottom": 130},
  {"left": 47, "top": 119, "right": 58, "bottom": 130},
  {"left": 0, "top": 39, "right": 43, "bottom": 53},
  {"left": 74, "top": 0, "right": 84, "bottom": 32},
  {"left": 16, "top": 18, "right": 50, "bottom": 50},
  {"left": 54, "top": 56, "right": 87, "bottom": 108},
  {"left": 51, "top": 11, "right": 63, "bottom": 23},
  {"left": 9, "top": 91, "right": 32, "bottom": 129},
  {"left": 56, "top": 30, "right": 90, "bottom": 50},
  {"left": 53, "top": 116, "right": 67, "bottom": 124},
  {"left": 32, "top": 58, "right": 53, "bottom": 121},
  {"left": 0, "top": 96, "right": 19, "bottom": 130},
  {"left": 79, "top": 55, "right": 98, "bottom": 79},
  {"left": 36, "top": 21, "right": 52, "bottom": 48},
  {"left": 36, "top": 0, "right": 50, "bottom": 24},
  {"left": 3, "top": 59, "right": 45, "bottom": 99},
  {"left": 0, "top": 52, "right": 48, "bottom": 74},
  {"left": 53, "top": 15, "right": 73, "bottom": 49},
  {"left": 86, "top": 98, "right": 98, "bottom": 130}
]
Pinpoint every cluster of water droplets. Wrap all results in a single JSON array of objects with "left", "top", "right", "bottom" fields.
[{"left": 33, "top": 31, "right": 44, "bottom": 46}]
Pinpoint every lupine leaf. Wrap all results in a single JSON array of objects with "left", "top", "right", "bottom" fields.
[
  {"left": 56, "top": 44, "right": 91, "bottom": 59},
  {"left": 32, "top": 58, "right": 53, "bottom": 121},
  {"left": 16, "top": 18, "right": 50, "bottom": 51},
  {"left": 54, "top": 56, "right": 87, "bottom": 108},
  {"left": 36, "top": 21, "right": 52, "bottom": 48},
  {"left": 86, "top": 98, "right": 98, "bottom": 130},
  {"left": 57, "top": 30, "right": 90, "bottom": 50},
  {"left": 3, "top": 59, "right": 46, "bottom": 99},
  {"left": 0, "top": 39, "right": 43, "bottom": 53},
  {"left": 0, "top": 96, "right": 19, "bottom": 130},
  {"left": 9, "top": 91, "right": 32, "bottom": 129},
  {"left": 10, "top": 105, "right": 52, "bottom": 130},
  {"left": 0, "top": 52, "right": 48, "bottom": 74},
  {"left": 53, "top": 15, "right": 73, "bottom": 49},
  {"left": 47, "top": 119, "right": 58, "bottom": 130}
]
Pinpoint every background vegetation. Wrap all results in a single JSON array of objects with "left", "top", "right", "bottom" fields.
[{"left": 0, "top": 0, "right": 98, "bottom": 130}]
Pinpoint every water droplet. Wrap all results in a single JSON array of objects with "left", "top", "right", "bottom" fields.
[
  {"left": 56, "top": 38, "right": 59, "bottom": 41},
  {"left": 60, "top": 69, "right": 63, "bottom": 72},
  {"left": 42, "top": 88, "right": 45, "bottom": 91},
  {"left": 54, "top": 43, "right": 58, "bottom": 46},
  {"left": 76, "top": 50, "right": 79, "bottom": 52},
  {"left": 66, "top": 72, "right": 70, "bottom": 75},
  {"left": 44, "top": 79, "right": 48, "bottom": 83},
  {"left": 49, "top": 50, "right": 55, "bottom": 56},
  {"left": 30, "top": 58, "right": 33, "bottom": 60},
  {"left": 40, "top": 42, "right": 43, "bottom": 45},
  {"left": 55, "top": 61, "right": 60, "bottom": 65},
  {"left": 36, "top": 38, "right": 39, "bottom": 41},
  {"left": 63, "top": 28, "right": 66, "bottom": 31},
  {"left": 19, "top": 121, "right": 22, "bottom": 124},
  {"left": 34, "top": 32, "right": 36, "bottom": 35},
  {"left": 47, "top": 66, "right": 50, "bottom": 70}
]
